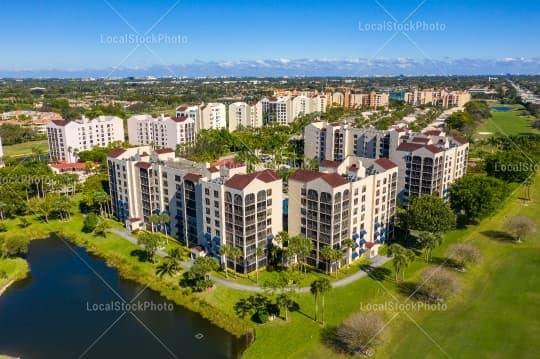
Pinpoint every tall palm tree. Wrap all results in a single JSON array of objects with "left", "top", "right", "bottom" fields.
[
  {"left": 230, "top": 246, "right": 242, "bottom": 279},
  {"left": 255, "top": 246, "right": 265, "bottom": 285},
  {"left": 331, "top": 249, "right": 344, "bottom": 278},
  {"left": 418, "top": 232, "right": 443, "bottom": 262},
  {"left": 276, "top": 292, "right": 293, "bottom": 321},
  {"left": 388, "top": 243, "right": 415, "bottom": 283},
  {"left": 342, "top": 239, "right": 355, "bottom": 268},
  {"left": 159, "top": 213, "right": 170, "bottom": 243},
  {"left": 220, "top": 245, "right": 231, "bottom": 279},
  {"left": 320, "top": 245, "right": 334, "bottom": 275},
  {"left": 149, "top": 214, "right": 160, "bottom": 233},
  {"left": 310, "top": 278, "right": 331, "bottom": 325}
]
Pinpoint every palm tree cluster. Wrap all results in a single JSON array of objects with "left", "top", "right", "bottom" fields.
[{"left": 388, "top": 243, "right": 415, "bottom": 283}]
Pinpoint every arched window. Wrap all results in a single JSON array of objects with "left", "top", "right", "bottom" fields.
[
  {"left": 334, "top": 192, "right": 341, "bottom": 202},
  {"left": 234, "top": 194, "right": 243, "bottom": 206},
  {"left": 343, "top": 189, "right": 350, "bottom": 200},
  {"left": 225, "top": 191, "right": 232, "bottom": 202},
  {"left": 308, "top": 189, "right": 318, "bottom": 201},
  {"left": 257, "top": 190, "right": 266, "bottom": 202},
  {"left": 320, "top": 192, "right": 331, "bottom": 203},
  {"left": 245, "top": 193, "right": 255, "bottom": 204}
]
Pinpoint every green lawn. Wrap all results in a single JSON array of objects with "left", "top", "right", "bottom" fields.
[
  {"left": 476, "top": 103, "right": 537, "bottom": 137},
  {"left": 2, "top": 139, "right": 48, "bottom": 157},
  {"left": 0, "top": 257, "right": 29, "bottom": 290}
]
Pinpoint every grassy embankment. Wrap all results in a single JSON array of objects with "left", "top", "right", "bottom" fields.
[{"left": 2, "top": 139, "right": 48, "bottom": 157}]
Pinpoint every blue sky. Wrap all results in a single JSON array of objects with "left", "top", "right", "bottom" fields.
[{"left": 1, "top": 0, "right": 539, "bottom": 75}]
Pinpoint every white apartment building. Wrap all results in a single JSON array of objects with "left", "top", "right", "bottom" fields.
[
  {"left": 47, "top": 115, "right": 124, "bottom": 162},
  {"left": 107, "top": 148, "right": 283, "bottom": 273},
  {"left": 288, "top": 156, "right": 398, "bottom": 271},
  {"left": 291, "top": 95, "right": 327, "bottom": 119},
  {"left": 200, "top": 166, "right": 283, "bottom": 273},
  {"left": 404, "top": 89, "right": 471, "bottom": 108},
  {"left": 304, "top": 122, "right": 469, "bottom": 203},
  {"left": 228, "top": 101, "right": 263, "bottom": 131},
  {"left": 176, "top": 103, "right": 226, "bottom": 131},
  {"left": 261, "top": 96, "right": 292, "bottom": 125},
  {"left": 127, "top": 114, "right": 196, "bottom": 149}
]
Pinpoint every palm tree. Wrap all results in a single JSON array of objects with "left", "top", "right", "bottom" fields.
[
  {"left": 220, "top": 245, "right": 231, "bottom": 279},
  {"left": 93, "top": 219, "right": 109, "bottom": 238},
  {"left": 230, "top": 246, "right": 242, "bottom": 279},
  {"left": 388, "top": 243, "right": 415, "bottom": 283},
  {"left": 149, "top": 214, "right": 160, "bottom": 233},
  {"left": 331, "top": 249, "right": 344, "bottom": 278},
  {"left": 320, "top": 245, "right": 334, "bottom": 275},
  {"left": 155, "top": 259, "right": 179, "bottom": 278},
  {"left": 342, "top": 239, "right": 355, "bottom": 268},
  {"left": 255, "top": 246, "right": 265, "bottom": 285},
  {"left": 276, "top": 292, "right": 294, "bottom": 321},
  {"left": 159, "top": 213, "right": 170, "bottom": 243},
  {"left": 168, "top": 247, "right": 184, "bottom": 262},
  {"left": 310, "top": 278, "right": 331, "bottom": 325},
  {"left": 418, "top": 232, "right": 443, "bottom": 262}
]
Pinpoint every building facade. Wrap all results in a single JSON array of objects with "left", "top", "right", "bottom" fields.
[
  {"left": 107, "top": 147, "right": 283, "bottom": 273},
  {"left": 127, "top": 114, "right": 196, "bottom": 149},
  {"left": 228, "top": 101, "right": 263, "bottom": 131},
  {"left": 47, "top": 116, "right": 124, "bottom": 162},
  {"left": 288, "top": 156, "right": 398, "bottom": 271},
  {"left": 304, "top": 122, "right": 468, "bottom": 203},
  {"left": 404, "top": 89, "right": 471, "bottom": 108}
]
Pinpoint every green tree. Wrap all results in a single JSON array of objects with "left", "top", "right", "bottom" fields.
[
  {"left": 485, "top": 150, "right": 535, "bottom": 183},
  {"left": 155, "top": 258, "right": 180, "bottom": 278},
  {"left": 450, "top": 174, "right": 510, "bottom": 223},
  {"left": 276, "top": 292, "right": 294, "bottom": 321},
  {"left": 342, "top": 239, "right": 355, "bottom": 268},
  {"left": 320, "top": 245, "right": 334, "bottom": 275},
  {"left": 255, "top": 246, "right": 265, "bottom": 285},
  {"left": 137, "top": 231, "right": 162, "bottom": 262},
  {"left": 310, "top": 278, "right": 331, "bottom": 325},
  {"left": 504, "top": 216, "right": 537, "bottom": 243},
  {"left": 388, "top": 243, "right": 415, "bottom": 283},
  {"left": 418, "top": 232, "right": 443, "bottom": 262},
  {"left": 229, "top": 246, "right": 242, "bottom": 279},
  {"left": 405, "top": 195, "right": 456, "bottom": 233},
  {"left": 82, "top": 213, "right": 99, "bottom": 233}
]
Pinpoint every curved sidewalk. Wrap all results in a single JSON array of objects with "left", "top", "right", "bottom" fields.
[{"left": 109, "top": 228, "right": 391, "bottom": 293}]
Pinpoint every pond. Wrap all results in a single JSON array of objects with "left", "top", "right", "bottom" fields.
[
  {"left": 490, "top": 106, "right": 512, "bottom": 112},
  {"left": 0, "top": 237, "right": 246, "bottom": 359}
]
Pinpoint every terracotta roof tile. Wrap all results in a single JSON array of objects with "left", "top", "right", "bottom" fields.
[
  {"left": 50, "top": 119, "right": 68, "bottom": 126},
  {"left": 155, "top": 148, "right": 175, "bottom": 154},
  {"left": 424, "top": 144, "right": 443, "bottom": 154},
  {"left": 453, "top": 136, "right": 468, "bottom": 145},
  {"left": 320, "top": 159, "right": 341, "bottom": 168},
  {"left": 374, "top": 158, "right": 398, "bottom": 170},
  {"left": 108, "top": 148, "right": 126, "bottom": 158},
  {"left": 396, "top": 142, "right": 423, "bottom": 152},
  {"left": 184, "top": 173, "right": 202, "bottom": 183},
  {"left": 135, "top": 162, "right": 152, "bottom": 169},
  {"left": 289, "top": 169, "right": 347, "bottom": 188},
  {"left": 225, "top": 169, "right": 280, "bottom": 190}
]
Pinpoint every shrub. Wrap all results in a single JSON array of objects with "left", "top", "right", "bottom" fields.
[
  {"left": 334, "top": 312, "right": 386, "bottom": 356},
  {"left": 0, "top": 234, "right": 30, "bottom": 258},
  {"left": 82, "top": 213, "right": 99, "bottom": 233},
  {"left": 416, "top": 267, "right": 460, "bottom": 303},
  {"left": 0, "top": 222, "right": 7, "bottom": 232}
]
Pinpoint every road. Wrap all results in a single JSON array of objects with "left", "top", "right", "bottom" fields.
[{"left": 109, "top": 228, "right": 391, "bottom": 293}]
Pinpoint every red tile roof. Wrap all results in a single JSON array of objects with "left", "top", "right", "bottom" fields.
[
  {"left": 225, "top": 169, "right": 280, "bottom": 190},
  {"left": 424, "top": 129, "right": 442, "bottom": 136},
  {"left": 396, "top": 142, "right": 423, "bottom": 152},
  {"left": 183, "top": 173, "right": 202, "bottom": 183},
  {"left": 50, "top": 162, "right": 88, "bottom": 171},
  {"left": 128, "top": 217, "right": 141, "bottom": 223},
  {"left": 374, "top": 158, "right": 398, "bottom": 170},
  {"left": 208, "top": 166, "right": 219, "bottom": 173},
  {"left": 412, "top": 136, "right": 429, "bottom": 143},
  {"left": 453, "top": 136, "right": 468, "bottom": 145},
  {"left": 424, "top": 144, "right": 443, "bottom": 154},
  {"left": 50, "top": 119, "right": 68, "bottom": 126},
  {"left": 135, "top": 162, "right": 152, "bottom": 169},
  {"left": 176, "top": 106, "right": 188, "bottom": 111},
  {"left": 155, "top": 148, "right": 175, "bottom": 154},
  {"left": 108, "top": 148, "right": 126, "bottom": 158},
  {"left": 172, "top": 116, "right": 189, "bottom": 123},
  {"left": 320, "top": 159, "right": 341, "bottom": 168},
  {"left": 365, "top": 242, "right": 375, "bottom": 249},
  {"left": 289, "top": 169, "right": 348, "bottom": 188},
  {"left": 213, "top": 159, "right": 244, "bottom": 168}
]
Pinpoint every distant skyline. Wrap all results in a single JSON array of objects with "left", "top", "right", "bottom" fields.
[{"left": 1, "top": 0, "right": 540, "bottom": 77}]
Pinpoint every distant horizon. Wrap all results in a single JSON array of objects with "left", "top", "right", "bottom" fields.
[{"left": 1, "top": 57, "right": 539, "bottom": 79}]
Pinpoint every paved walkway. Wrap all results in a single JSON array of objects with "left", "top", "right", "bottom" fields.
[{"left": 109, "top": 228, "right": 391, "bottom": 293}]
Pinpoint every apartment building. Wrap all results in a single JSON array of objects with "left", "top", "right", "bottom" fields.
[
  {"left": 288, "top": 156, "right": 398, "bottom": 271},
  {"left": 127, "top": 114, "right": 196, "bottom": 149},
  {"left": 291, "top": 95, "right": 327, "bottom": 118},
  {"left": 404, "top": 89, "right": 471, "bottom": 108},
  {"left": 327, "top": 90, "right": 389, "bottom": 109},
  {"left": 200, "top": 167, "right": 283, "bottom": 273},
  {"left": 176, "top": 103, "right": 226, "bottom": 131},
  {"left": 390, "top": 129, "right": 469, "bottom": 202},
  {"left": 47, "top": 115, "right": 124, "bottom": 162},
  {"left": 107, "top": 147, "right": 283, "bottom": 272},
  {"left": 261, "top": 96, "right": 293, "bottom": 125},
  {"left": 228, "top": 101, "right": 263, "bottom": 131},
  {"left": 304, "top": 122, "right": 469, "bottom": 203}
]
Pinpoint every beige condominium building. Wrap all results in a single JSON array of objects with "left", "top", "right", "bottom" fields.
[
  {"left": 404, "top": 89, "right": 471, "bottom": 108},
  {"left": 127, "top": 114, "right": 196, "bottom": 149},
  {"left": 47, "top": 115, "right": 124, "bottom": 162},
  {"left": 261, "top": 95, "right": 326, "bottom": 125},
  {"left": 107, "top": 147, "right": 282, "bottom": 273},
  {"left": 288, "top": 156, "right": 398, "bottom": 272},
  {"left": 176, "top": 103, "right": 227, "bottom": 131},
  {"left": 304, "top": 122, "right": 468, "bottom": 203},
  {"left": 228, "top": 101, "right": 263, "bottom": 131},
  {"left": 326, "top": 90, "right": 389, "bottom": 109}
]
